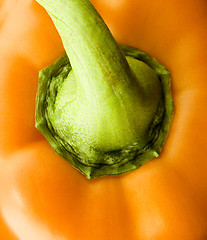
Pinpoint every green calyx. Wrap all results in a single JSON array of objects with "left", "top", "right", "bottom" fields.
[{"left": 35, "top": 0, "right": 174, "bottom": 179}]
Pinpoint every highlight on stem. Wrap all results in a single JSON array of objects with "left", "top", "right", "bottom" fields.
[{"left": 35, "top": 0, "right": 174, "bottom": 179}]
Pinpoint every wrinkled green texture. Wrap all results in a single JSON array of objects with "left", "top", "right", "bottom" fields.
[{"left": 35, "top": 45, "right": 174, "bottom": 179}]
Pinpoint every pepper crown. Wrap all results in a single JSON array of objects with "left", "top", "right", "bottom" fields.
[{"left": 35, "top": 0, "right": 174, "bottom": 179}]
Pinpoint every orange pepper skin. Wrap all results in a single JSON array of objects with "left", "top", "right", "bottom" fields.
[{"left": 0, "top": 0, "right": 207, "bottom": 239}]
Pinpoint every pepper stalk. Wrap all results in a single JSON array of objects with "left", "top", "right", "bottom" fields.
[{"left": 35, "top": 0, "right": 174, "bottom": 179}]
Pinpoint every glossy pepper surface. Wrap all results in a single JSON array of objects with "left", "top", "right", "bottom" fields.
[{"left": 1, "top": 0, "right": 207, "bottom": 239}]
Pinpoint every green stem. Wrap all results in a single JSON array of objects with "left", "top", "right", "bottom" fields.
[
  {"left": 35, "top": 0, "right": 174, "bottom": 179},
  {"left": 37, "top": 0, "right": 140, "bottom": 98}
]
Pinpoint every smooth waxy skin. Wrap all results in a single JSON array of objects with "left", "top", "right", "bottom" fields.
[{"left": 0, "top": 0, "right": 207, "bottom": 239}]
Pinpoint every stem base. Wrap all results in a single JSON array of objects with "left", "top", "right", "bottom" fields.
[{"left": 35, "top": 45, "right": 174, "bottom": 179}]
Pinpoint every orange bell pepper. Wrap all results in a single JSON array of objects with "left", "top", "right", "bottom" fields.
[{"left": 0, "top": 0, "right": 207, "bottom": 239}]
